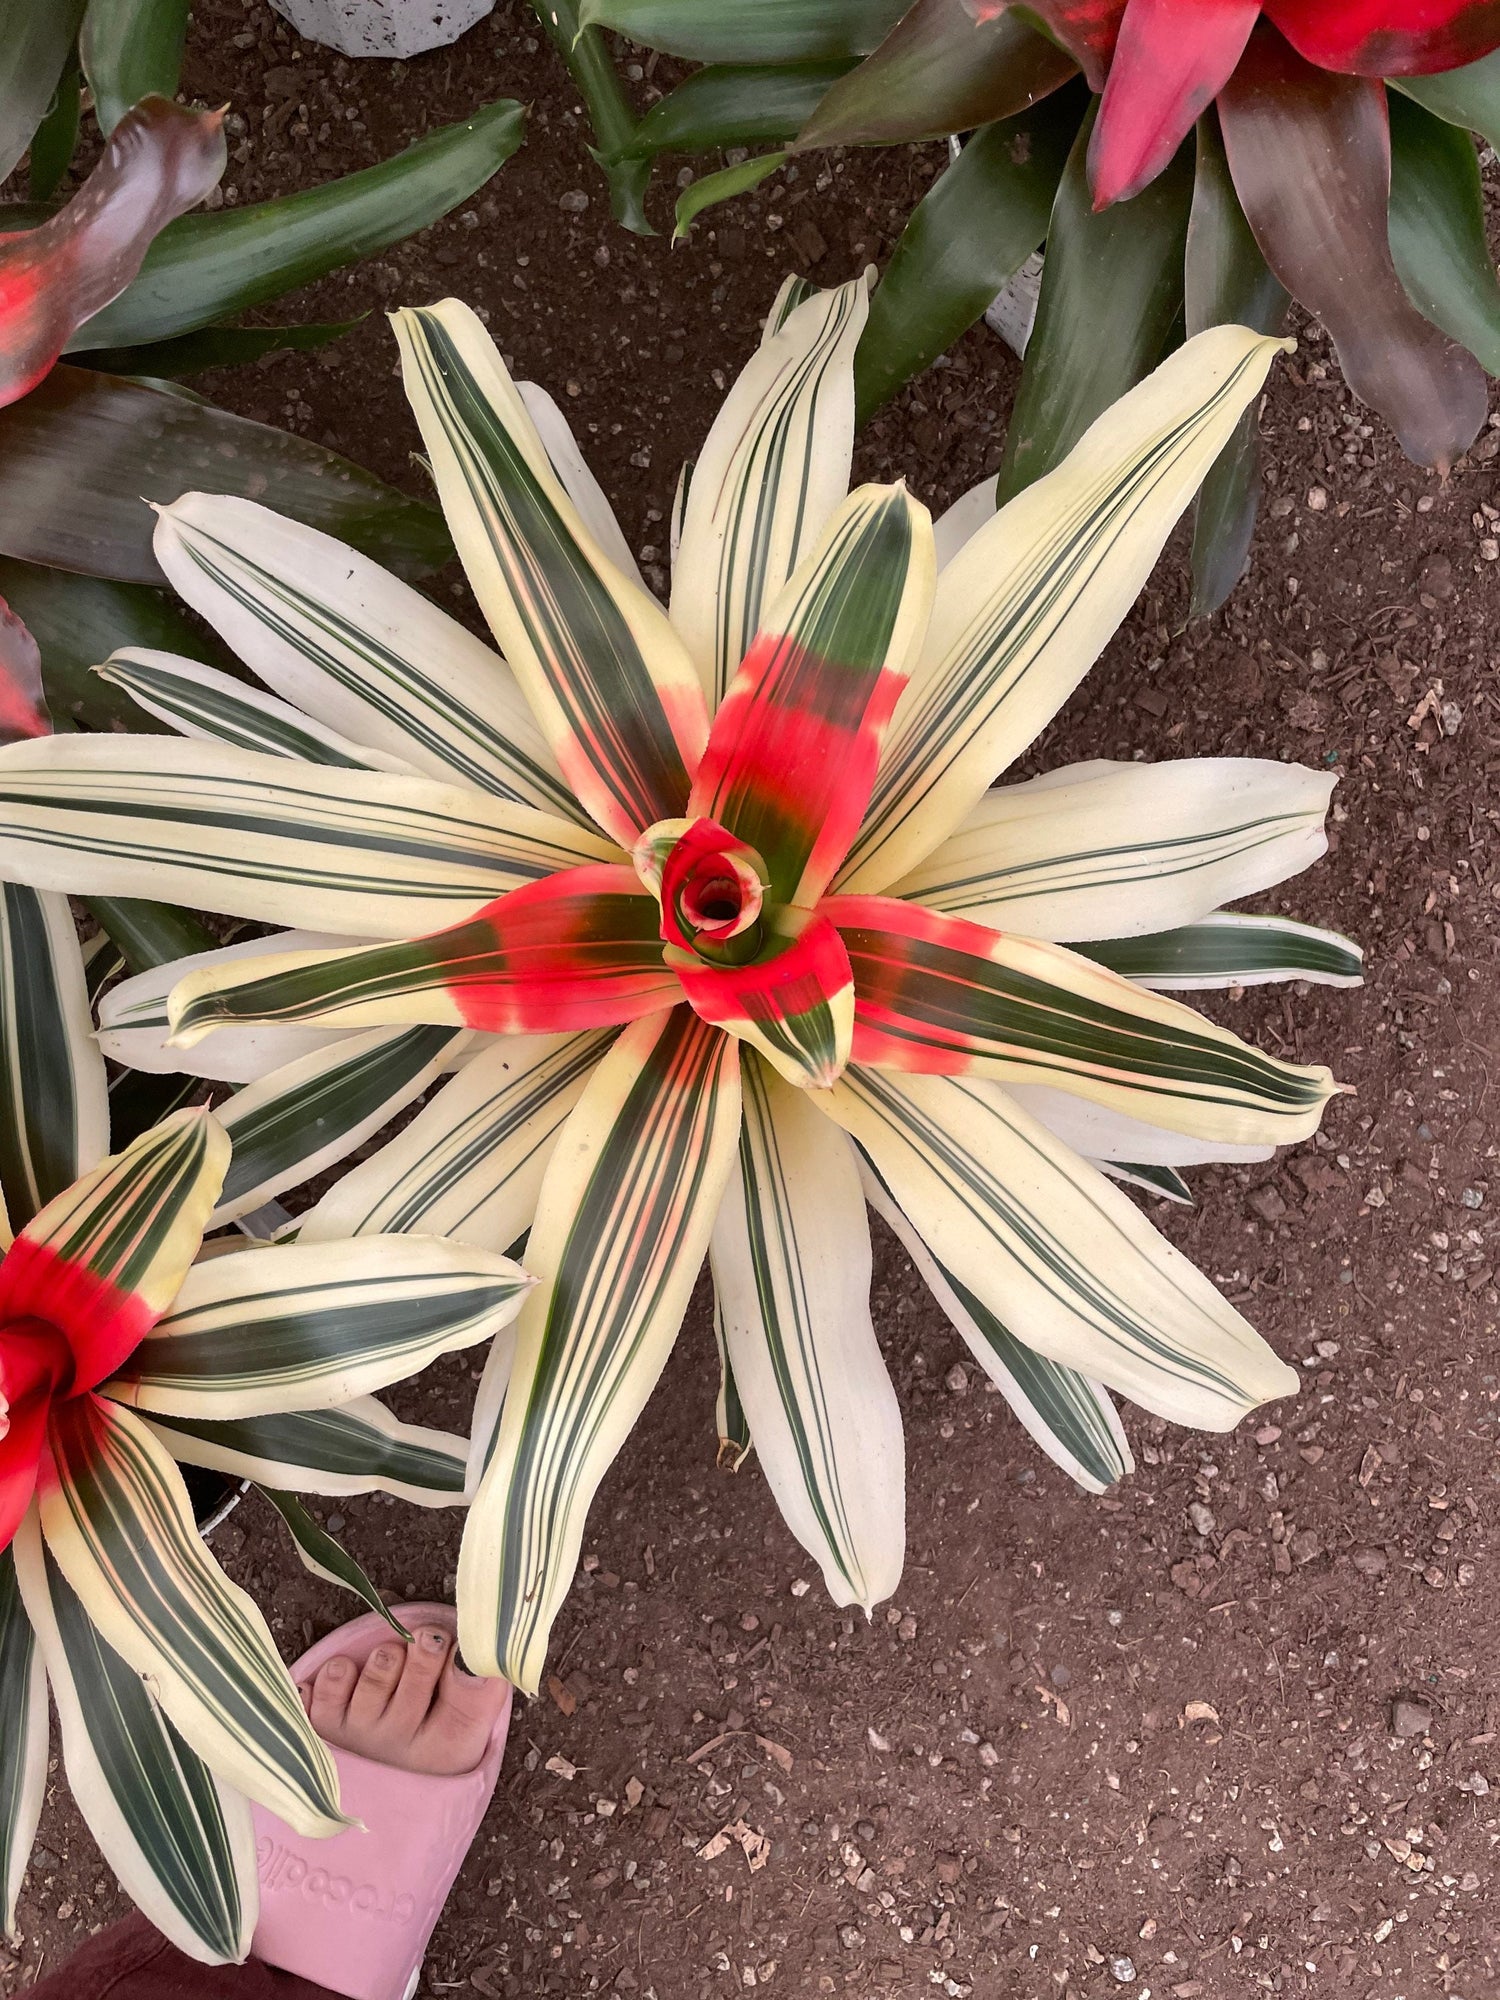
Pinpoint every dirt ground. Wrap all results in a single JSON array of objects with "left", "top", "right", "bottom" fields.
[{"left": 3, "top": 5, "right": 1498, "bottom": 1996}]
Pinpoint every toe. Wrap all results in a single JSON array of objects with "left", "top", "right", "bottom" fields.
[
  {"left": 345, "top": 1638, "right": 408, "bottom": 1731},
  {"left": 306, "top": 1655, "right": 357, "bottom": 1741},
  {"left": 417, "top": 1651, "right": 509, "bottom": 1776},
  {"left": 378, "top": 1624, "right": 452, "bottom": 1738}
]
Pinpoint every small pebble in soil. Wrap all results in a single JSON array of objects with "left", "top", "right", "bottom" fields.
[
  {"left": 944, "top": 1363, "right": 969, "bottom": 1395},
  {"left": 1109, "top": 1956, "right": 1137, "bottom": 1983},
  {"left": 1391, "top": 1698, "right": 1432, "bottom": 1739}
]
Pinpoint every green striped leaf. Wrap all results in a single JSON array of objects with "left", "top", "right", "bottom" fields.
[
  {"left": 516, "top": 382, "right": 646, "bottom": 590},
  {"left": 1075, "top": 912, "right": 1365, "bottom": 990},
  {"left": 16, "top": 1109, "right": 228, "bottom": 1371},
  {"left": 152, "top": 495, "right": 575, "bottom": 819},
  {"left": 459, "top": 1006, "right": 742, "bottom": 1690},
  {"left": 210, "top": 1026, "right": 466, "bottom": 1224},
  {"left": 1004, "top": 1081, "right": 1273, "bottom": 1170},
  {"left": 97, "top": 933, "right": 363, "bottom": 1085},
  {"left": 109, "top": 1235, "right": 531, "bottom": 1418},
  {"left": 258, "top": 1489, "right": 405, "bottom": 1634},
  {"left": 0, "top": 881, "right": 110, "bottom": 1231},
  {"left": 298, "top": 1031, "right": 610, "bottom": 1253},
  {"left": 12, "top": 1519, "right": 254, "bottom": 1964},
  {"left": 672, "top": 276, "right": 868, "bottom": 708},
  {"left": 831, "top": 896, "right": 1338, "bottom": 1149},
  {"left": 838, "top": 327, "right": 1291, "bottom": 894},
  {"left": 81, "top": 0, "right": 190, "bottom": 135},
  {"left": 95, "top": 650, "right": 406, "bottom": 770},
  {"left": 711, "top": 1056, "right": 903, "bottom": 1609},
  {"left": 1099, "top": 1159, "right": 1192, "bottom": 1205},
  {"left": 860, "top": 1157, "right": 1132, "bottom": 1493},
  {"left": 0, "top": 1550, "right": 47, "bottom": 1940},
  {"left": 712, "top": 1293, "right": 752, "bottom": 1470},
  {"left": 143, "top": 1396, "right": 469, "bottom": 1507},
  {"left": 814, "top": 1066, "right": 1298, "bottom": 1431},
  {"left": 393, "top": 300, "right": 709, "bottom": 848},
  {"left": 887, "top": 757, "right": 1335, "bottom": 942},
  {"left": 38, "top": 1393, "right": 345, "bottom": 1835},
  {"left": 0, "top": 734, "right": 617, "bottom": 938}
]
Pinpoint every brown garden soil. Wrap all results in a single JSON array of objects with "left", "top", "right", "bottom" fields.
[{"left": 4, "top": 6, "right": 1499, "bottom": 1996}]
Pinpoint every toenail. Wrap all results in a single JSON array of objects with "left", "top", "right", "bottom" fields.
[
  {"left": 420, "top": 1628, "right": 447, "bottom": 1653},
  {"left": 371, "top": 1646, "right": 399, "bottom": 1671},
  {"left": 327, "top": 1657, "right": 354, "bottom": 1680}
]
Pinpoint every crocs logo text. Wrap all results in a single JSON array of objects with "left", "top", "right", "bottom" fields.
[{"left": 257, "top": 1836, "right": 417, "bottom": 1925}]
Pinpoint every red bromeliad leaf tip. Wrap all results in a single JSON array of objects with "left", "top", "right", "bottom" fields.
[
  {"left": 1089, "top": 0, "right": 1259, "bottom": 207},
  {"left": 0, "top": 97, "right": 227, "bottom": 412},
  {"left": 0, "top": 1237, "right": 161, "bottom": 1554}
]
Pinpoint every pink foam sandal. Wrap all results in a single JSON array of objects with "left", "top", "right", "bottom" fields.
[{"left": 250, "top": 1603, "right": 512, "bottom": 2000}]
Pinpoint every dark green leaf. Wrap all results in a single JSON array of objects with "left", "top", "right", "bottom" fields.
[
  {"left": 260, "top": 1490, "right": 407, "bottom": 1633},
  {"left": 28, "top": 56, "right": 81, "bottom": 203},
  {"left": 81, "top": 0, "right": 190, "bottom": 136},
  {"left": 996, "top": 101, "right": 1194, "bottom": 504},
  {"left": 673, "top": 151, "right": 789, "bottom": 239},
  {"left": 579, "top": 0, "right": 909, "bottom": 61},
  {"left": 0, "top": 556, "right": 238, "bottom": 730},
  {"left": 527, "top": 0, "right": 654, "bottom": 233},
  {"left": 1393, "top": 47, "right": 1500, "bottom": 149},
  {"left": 0, "top": 1550, "right": 44, "bottom": 1939},
  {"left": 0, "top": 366, "right": 451, "bottom": 585},
  {"left": 1184, "top": 113, "right": 1288, "bottom": 617},
  {"left": 68, "top": 100, "right": 527, "bottom": 352},
  {"left": 72, "top": 318, "right": 361, "bottom": 379},
  {"left": 86, "top": 897, "right": 218, "bottom": 974},
  {"left": 854, "top": 87, "right": 1083, "bottom": 422},
  {"left": 108, "top": 1066, "right": 200, "bottom": 1149},
  {"left": 797, "top": 0, "right": 1077, "bottom": 150},
  {"left": 0, "top": 0, "right": 88, "bottom": 185},
  {"left": 1388, "top": 91, "right": 1500, "bottom": 376},
  {"left": 625, "top": 62, "right": 853, "bottom": 158}
]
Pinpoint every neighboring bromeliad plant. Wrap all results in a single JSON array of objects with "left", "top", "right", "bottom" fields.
[
  {"left": 0, "top": 275, "right": 1361, "bottom": 1699},
  {"left": 589, "top": 0, "right": 1500, "bottom": 610},
  {"left": 0, "top": 10, "right": 533, "bottom": 729},
  {"left": 0, "top": 784, "right": 531, "bottom": 1958}
]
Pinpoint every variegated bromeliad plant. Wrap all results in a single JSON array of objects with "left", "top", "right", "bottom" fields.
[
  {"left": 0, "top": 874, "right": 531, "bottom": 1957},
  {"left": 0, "top": 275, "right": 1361, "bottom": 1708}
]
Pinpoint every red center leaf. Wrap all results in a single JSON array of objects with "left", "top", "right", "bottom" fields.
[{"left": 658, "top": 819, "right": 767, "bottom": 954}]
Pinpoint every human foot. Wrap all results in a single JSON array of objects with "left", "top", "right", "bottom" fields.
[{"left": 300, "top": 1620, "right": 504, "bottom": 1777}]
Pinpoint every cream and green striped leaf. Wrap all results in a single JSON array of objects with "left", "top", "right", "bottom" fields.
[
  {"left": 108, "top": 1237, "right": 531, "bottom": 1418},
  {"left": 0, "top": 881, "right": 110, "bottom": 1230},
  {"left": 840, "top": 328, "right": 1294, "bottom": 892},
  {"left": 12, "top": 1521, "right": 255, "bottom": 1966},
  {"left": 832, "top": 899, "right": 1338, "bottom": 1147},
  {"left": 153, "top": 494, "right": 575, "bottom": 820},
  {"left": 516, "top": 381, "right": 646, "bottom": 590},
  {"left": 671, "top": 275, "right": 869, "bottom": 706},
  {"left": 1099, "top": 1159, "right": 1193, "bottom": 1205},
  {"left": 0, "top": 1550, "right": 46, "bottom": 1941},
  {"left": 94, "top": 651, "right": 409, "bottom": 771},
  {"left": 259, "top": 1490, "right": 406, "bottom": 1634},
  {"left": 298, "top": 1032, "right": 610, "bottom": 1253},
  {"left": 1077, "top": 913, "right": 1366, "bottom": 989},
  {"left": 1005, "top": 1081, "right": 1273, "bottom": 1169},
  {"left": 712, "top": 1292, "right": 752, "bottom": 1469},
  {"left": 143, "top": 1397, "right": 469, "bottom": 1507},
  {"left": 711, "top": 1056, "right": 903, "bottom": 1610},
  {"left": 97, "top": 933, "right": 362, "bottom": 1085},
  {"left": 209, "top": 1026, "right": 466, "bottom": 1224},
  {"left": 860, "top": 1159, "right": 1132, "bottom": 1495},
  {"left": 38, "top": 1394, "right": 346, "bottom": 1836},
  {"left": 0, "top": 735, "right": 617, "bottom": 939},
  {"left": 394, "top": 300, "right": 708, "bottom": 848},
  {"left": 18, "top": 1109, "right": 228, "bottom": 1338},
  {"left": 815, "top": 1067, "right": 1299, "bottom": 1431},
  {"left": 459, "top": 1006, "right": 742, "bottom": 1690},
  {"left": 885, "top": 759, "right": 1337, "bottom": 942}
]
